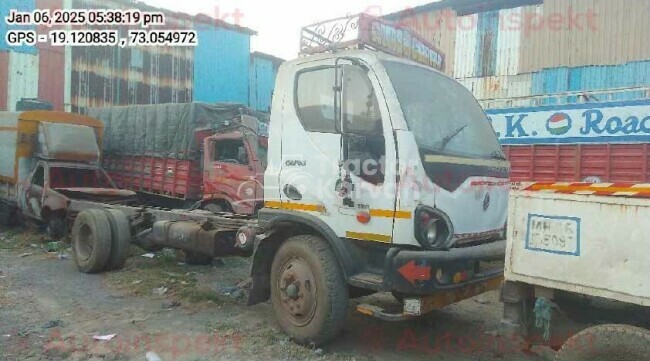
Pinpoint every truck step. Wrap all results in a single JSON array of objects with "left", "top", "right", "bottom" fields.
[
  {"left": 356, "top": 303, "right": 413, "bottom": 321},
  {"left": 349, "top": 272, "right": 384, "bottom": 291}
]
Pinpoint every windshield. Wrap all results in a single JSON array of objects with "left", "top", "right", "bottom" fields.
[
  {"left": 382, "top": 61, "right": 504, "bottom": 159},
  {"left": 50, "top": 167, "right": 115, "bottom": 189}
]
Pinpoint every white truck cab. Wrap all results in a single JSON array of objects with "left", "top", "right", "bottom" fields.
[{"left": 246, "top": 14, "right": 510, "bottom": 345}]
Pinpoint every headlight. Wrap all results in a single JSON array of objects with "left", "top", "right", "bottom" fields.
[
  {"left": 415, "top": 207, "right": 452, "bottom": 249},
  {"left": 425, "top": 220, "right": 439, "bottom": 244}
]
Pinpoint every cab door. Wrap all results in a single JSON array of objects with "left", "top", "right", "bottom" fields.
[
  {"left": 277, "top": 59, "right": 398, "bottom": 244},
  {"left": 203, "top": 135, "right": 257, "bottom": 213}
]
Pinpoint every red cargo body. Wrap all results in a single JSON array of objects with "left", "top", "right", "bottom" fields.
[
  {"left": 504, "top": 144, "right": 650, "bottom": 183},
  {"left": 103, "top": 156, "right": 203, "bottom": 201}
]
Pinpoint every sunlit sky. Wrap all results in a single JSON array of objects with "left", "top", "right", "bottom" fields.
[{"left": 145, "top": 0, "right": 436, "bottom": 59}]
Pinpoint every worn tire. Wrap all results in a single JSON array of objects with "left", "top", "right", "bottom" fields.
[
  {"left": 270, "top": 235, "right": 348, "bottom": 345},
  {"left": 71, "top": 209, "right": 112, "bottom": 273},
  {"left": 185, "top": 251, "right": 213, "bottom": 265},
  {"left": 46, "top": 217, "right": 67, "bottom": 240},
  {"left": 103, "top": 209, "right": 132, "bottom": 271},
  {"left": 554, "top": 324, "right": 650, "bottom": 361}
]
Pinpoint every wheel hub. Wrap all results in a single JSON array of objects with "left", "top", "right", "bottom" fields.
[{"left": 278, "top": 257, "right": 317, "bottom": 327}]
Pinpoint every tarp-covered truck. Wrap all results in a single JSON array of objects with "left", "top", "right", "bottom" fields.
[
  {"left": 0, "top": 111, "right": 136, "bottom": 238},
  {"left": 498, "top": 183, "right": 650, "bottom": 360},
  {"left": 88, "top": 103, "right": 269, "bottom": 215}
]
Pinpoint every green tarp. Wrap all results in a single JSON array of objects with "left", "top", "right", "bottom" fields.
[{"left": 88, "top": 103, "right": 267, "bottom": 160}]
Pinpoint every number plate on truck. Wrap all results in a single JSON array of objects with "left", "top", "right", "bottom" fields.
[{"left": 526, "top": 214, "right": 581, "bottom": 256}]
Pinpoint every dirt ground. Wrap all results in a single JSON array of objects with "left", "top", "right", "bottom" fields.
[{"left": 0, "top": 226, "right": 554, "bottom": 361}]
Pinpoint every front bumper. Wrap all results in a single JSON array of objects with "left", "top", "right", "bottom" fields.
[{"left": 384, "top": 240, "right": 506, "bottom": 295}]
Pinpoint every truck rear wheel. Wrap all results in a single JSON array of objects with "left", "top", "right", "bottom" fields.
[
  {"left": 270, "top": 235, "right": 348, "bottom": 345},
  {"left": 554, "top": 324, "right": 650, "bottom": 361},
  {"left": 103, "top": 209, "right": 132, "bottom": 271},
  {"left": 71, "top": 209, "right": 112, "bottom": 273}
]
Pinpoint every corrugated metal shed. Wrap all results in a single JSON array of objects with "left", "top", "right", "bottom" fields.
[
  {"left": 7, "top": 52, "right": 39, "bottom": 111},
  {"left": 532, "top": 61, "right": 650, "bottom": 104},
  {"left": 249, "top": 52, "right": 283, "bottom": 112},
  {"left": 0, "top": 52, "right": 8, "bottom": 109},
  {"left": 458, "top": 73, "right": 532, "bottom": 108},
  {"left": 453, "top": 14, "right": 478, "bottom": 78},
  {"left": 495, "top": 7, "right": 522, "bottom": 76},
  {"left": 193, "top": 25, "right": 251, "bottom": 105},
  {"left": 38, "top": 49, "right": 65, "bottom": 110},
  {"left": 0, "top": 0, "right": 37, "bottom": 55},
  {"left": 35, "top": 0, "right": 64, "bottom": 110},
  {"left": 519, "top": 0, "right": 650, "bottom": 73},
  {"left": 394, "top": 8, "right": 457, "bottom": 75},
  {"left": 474, "top": 10, "right": 499, "bottom": 77}
]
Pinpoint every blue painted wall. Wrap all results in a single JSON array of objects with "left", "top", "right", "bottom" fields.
[
  {"left": 249, "top": 55, "right": 279, "bottom": 112},
  {"left": 0, "top": 0, "right": 37, "bottom": 54},
  {"left": 532, "top": 61, "right": 650, "bottom": 104},
  {"left": 193, "top": 24, "right": 251, "bottom": 105}
]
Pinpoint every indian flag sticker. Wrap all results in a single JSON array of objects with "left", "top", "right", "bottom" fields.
[{"left": 546, "top": 112, "right": 572, "bottom": 136}]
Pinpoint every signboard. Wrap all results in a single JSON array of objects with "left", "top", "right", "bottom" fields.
[
  {"left": 361, "top": 15, "right": 445, "bottom": 71},
  {"left": 486, "top": 99, "right": 650, "bottom": 145},
  {"left": 300, "top": 14, "right": 445, "bottom": 71}
]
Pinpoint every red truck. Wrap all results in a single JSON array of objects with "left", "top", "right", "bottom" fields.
[{"left": 88, "top": 103, "right": 268, "bottom": 215}]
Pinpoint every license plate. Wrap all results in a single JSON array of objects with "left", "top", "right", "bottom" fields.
[{"left": 526, "top": 214, "right": 581, "bottom": 256}]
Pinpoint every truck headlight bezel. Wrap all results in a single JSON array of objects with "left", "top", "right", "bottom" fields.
[{"left": 415, "top": 206, "right": 453, "bottom": 250}]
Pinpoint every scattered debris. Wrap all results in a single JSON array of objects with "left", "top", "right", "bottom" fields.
[
  {"left": 313, "top": 348, "right": 324, "bottom": 356},
  {"left": 42, "top": 320, "right": 63, "bottom": 329},
  {"left": 141, "top": 253, "right": 155, "bottom": 259},
  {"left": 162, "top": 300, "right": 181, "bottom": 309},
  {"left": 92, "top": 334, "right": 117, "bottom": 341},
  {"left": 152, "top": 287, "right": 168, "bottom": 296},
  {"left": 58, "top": 254, "right": 68, "bottom": 260},
  {"left": 19, "top": 252, "right": 33, "bottom": 258},
  {"left": 145, "top": 351, "right": 163, "bottom": 361},
  {"left": 131, "top": 280, "right": 143, "bottom": 285},
  {"left": 475, "top": 297, "right": 491, "bottom": 305}
]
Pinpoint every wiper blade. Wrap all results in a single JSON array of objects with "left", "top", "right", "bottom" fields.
[{"left": 438, "top": 124, "right": 468, "bottom": 150}]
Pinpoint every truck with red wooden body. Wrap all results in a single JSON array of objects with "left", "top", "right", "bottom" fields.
[{"left": 88, "top": 103, "right": 269, "bottom": 215}]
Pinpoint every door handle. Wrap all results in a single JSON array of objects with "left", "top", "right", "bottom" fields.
[{"left": 283, "top": 184, "right": 302, "bottom": 201}]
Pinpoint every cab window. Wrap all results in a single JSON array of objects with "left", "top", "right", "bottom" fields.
[
  {"left": 296, "top": 67, "right": 336, "bottom": 133},
  {"left": 32, "top": 166, "right": 45, "bottom": 187},
  {"left": 212, "top": 139, "right": 249, "bottom": 165}
]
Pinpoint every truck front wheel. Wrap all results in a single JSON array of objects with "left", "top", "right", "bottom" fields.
[
  {"left": 270, "top": 235, "right": 348, "bottom": 345},
  {"left": 554, "top": 324, "right": 650, "bottom": 361},
  {"left": 71, "top": 209, "right": 112, "bottom": 273}
]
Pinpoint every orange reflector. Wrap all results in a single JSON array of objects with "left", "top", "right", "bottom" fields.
[{"left": 356, "top": 211, "right": 371, "bottom": 224}]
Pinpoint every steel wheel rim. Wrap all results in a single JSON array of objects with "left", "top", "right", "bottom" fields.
[
  {"left": 75, "top": 223, "right": 94, "bottom": 261},
  {"left": 277, "top": 256, "right": 318, "bottom": 327}
]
